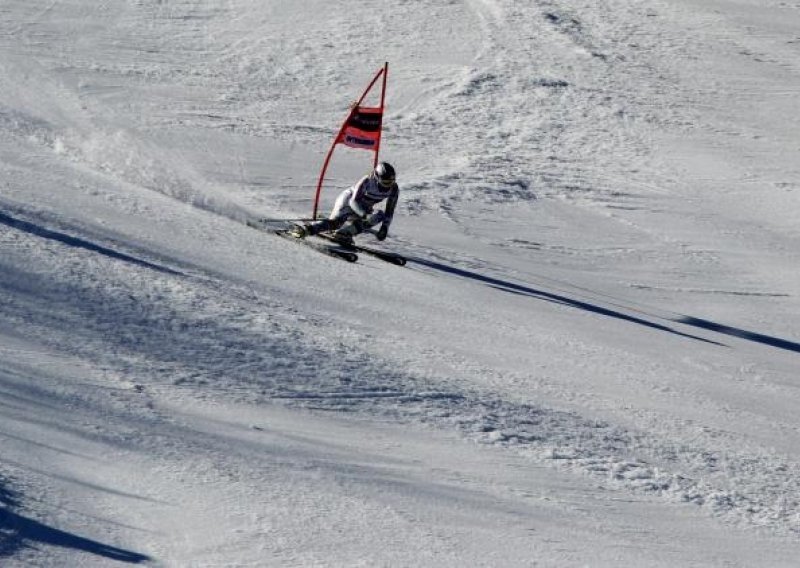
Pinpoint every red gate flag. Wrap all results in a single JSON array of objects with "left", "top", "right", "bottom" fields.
[
  {"left": 313, "top": 62, "right": 388, "bottom": 219},
  {"left": 338, "top": 106, "right": 383, "bottom": 150}
]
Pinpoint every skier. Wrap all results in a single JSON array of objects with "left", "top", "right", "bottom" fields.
[{"left": 293, "top": 161, "right": 398, "bottom": 243}]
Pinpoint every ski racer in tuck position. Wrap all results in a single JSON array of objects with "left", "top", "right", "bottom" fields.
[{"left": 293, "top": 161, "right": 398, "bottom": 243}]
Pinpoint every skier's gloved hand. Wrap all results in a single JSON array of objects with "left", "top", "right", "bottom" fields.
[{"left": 376, "top": 225, "right": 388, "bottom": 241}]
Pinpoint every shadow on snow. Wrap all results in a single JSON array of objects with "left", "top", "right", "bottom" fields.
[
  {"left": 676, "top": 316, "right": 800, "bottom": 354},
  {"left": 409, "top": 257, "right": 718, "bottom": 344},
  {"left": 0, "top": 210, "right": 180, "bottom": 276},
  {"left": 407, "top": 256, "right": 797, "bottom": 353},
  {"left": 0, "top": 477, "right": 150, "bottom": 564}
]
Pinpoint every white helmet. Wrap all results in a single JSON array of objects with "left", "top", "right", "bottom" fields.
[{"left": 373, "top": 162, "right": 396, "bottom": 187}]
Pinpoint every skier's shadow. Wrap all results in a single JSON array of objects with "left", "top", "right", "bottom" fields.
[
  {"left": 675, "top": 316, "right": 800, "bottom": 353},
  {"left": 409, "top": 257, "right": 800, "bottom": 353}
]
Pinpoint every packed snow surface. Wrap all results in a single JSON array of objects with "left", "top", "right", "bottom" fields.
[{"left": 2, "top": 0, "right": 800, "bottom": 566}]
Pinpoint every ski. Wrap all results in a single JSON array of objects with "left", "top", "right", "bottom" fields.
[
  {"left": 274, "top": 230, "right": 358, "bottom": 262},
  {"left": 314, "top": 232, "right": 407, "bottom": 266},
  {"left": 246, "top": 219, "right": 358, "bottom": 263},
  {"left": 247, "top": 217, "right": 404, "bottom": 265}
]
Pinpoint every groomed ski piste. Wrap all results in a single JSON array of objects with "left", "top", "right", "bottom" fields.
[{"left": 2, "top": 0, "right": 800, "bottom": 566}]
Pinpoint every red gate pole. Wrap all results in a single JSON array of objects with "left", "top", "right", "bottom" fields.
[
  {"left": 312, "top": 64, "right": 387, "bottom": 220},
  {"left": 373, "top": 62, "right": 389, "bottom": 168},
  {"left": 311, "top": 119, "right": 350, "bottom": 220}
]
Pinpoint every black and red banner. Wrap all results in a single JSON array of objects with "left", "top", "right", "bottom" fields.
[{"left": 338, "top": 106, "right": 383, "bottom": 150}]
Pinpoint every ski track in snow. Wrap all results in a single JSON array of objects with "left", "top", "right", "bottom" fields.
[{"left": 2, "top": 0, "right": 800, "bottom": 565}]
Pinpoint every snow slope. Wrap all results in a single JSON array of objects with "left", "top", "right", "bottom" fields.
[{"left": 2, "top": 0, "right": 800, "bottom": 565}]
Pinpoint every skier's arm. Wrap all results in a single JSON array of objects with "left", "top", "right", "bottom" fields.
[
  {"left": 376, "top": 185, "right": 398, "bottom": 240},
  {"left": 382, "top": 186, "right": 398, "bottom": 228}
]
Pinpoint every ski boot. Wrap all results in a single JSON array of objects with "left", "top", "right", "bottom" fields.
[
  {"left": 331, "top": 231, "right": 355, "bottom": 247},
  {"left": 332, "top": 220, "right": 361, "bottom": 246},
  {"left": 290, "top": 224, "right": 312, "bottom": 238}
]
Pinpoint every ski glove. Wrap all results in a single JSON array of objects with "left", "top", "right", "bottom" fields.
[{"left": 376, "top": 225, "right": 388, "bottom": 241}]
